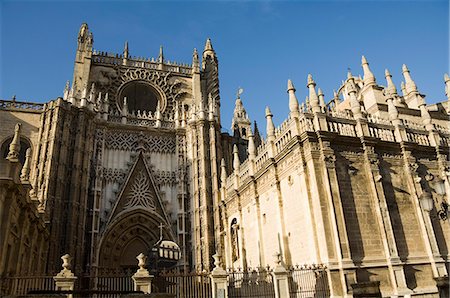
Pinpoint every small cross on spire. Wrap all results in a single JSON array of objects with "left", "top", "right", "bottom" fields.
[{"left": 158, "top": 222, "right": 165, "bottom": 240}]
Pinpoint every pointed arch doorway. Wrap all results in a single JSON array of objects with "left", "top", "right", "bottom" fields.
[{"left": 98, "top": 209, "right": 172, "bottom": 270}]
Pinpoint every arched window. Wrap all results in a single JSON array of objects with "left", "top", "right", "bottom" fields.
[
  {"left": 119, "top": 81, "right": 160, "bottom": 113},
  {"left": 1, "top": 137, "right": 31, "bottom": 165}
]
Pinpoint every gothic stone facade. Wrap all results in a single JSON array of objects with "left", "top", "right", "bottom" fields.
[{"left": 0, "top": 23, "right": 449, "bottom": 297}]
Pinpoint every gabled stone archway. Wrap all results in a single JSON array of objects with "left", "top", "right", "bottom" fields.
[{"left": 97, "top": 151, "right": 175, "bottom": 269}]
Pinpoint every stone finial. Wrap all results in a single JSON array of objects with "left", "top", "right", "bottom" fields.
[
  {"left": 307, "top": 74, "right": 320, "bottom": 113},
  {"left": 212, "top": 253, "right": 222, "bottom": 268},
  {"left": 265, "top": 106, "right": 275, "bottom": 139},
  {"left": 192, "top": 48, "right": 200, "bottom": 74},
  {"left": 7, "top": 123, "right": 21, "bottom": 162},
  {"left": 400, "top": 81, "right": 406, "bottom": 96},
  {"left": 123, "top": 41, "right": 129, "bottom": 58},
  {"left": 197, "top": 100, "right": 205, "bottom": 121},
  {"left": 136, "top": 253, "right": 147, "bottom": 270},
  {"left": 361, "top": 55, "right": 376, "bottom": 85},
  {"left": 158, "top": 45, "right": 164, "bottom": 63},
  {"left": 347, "top": 70, "right": 353, "bottom": 80},
  {"left": 61, "top": 254, "right": 72, "bottom": 270},
  {"left": 318, "top": 87, "right": 326, "bottom": 109},
  {"left": 220, "top": 158, "right": 227, "bottom": 184},
  {"left": 122, "top": 97, "right": 128, "bottom": 116},
  {"left": 402, "top": 64, "right": 418, "bottom": 94},
  {"left": 63, "top": 80, "right": 70, "bottom": 100},
  {"left": 384, "top": 69, "right": 398, "bottom": 97},
  {"left": 287, "top": 79, "right": 300, "bottom": 118},
  {"left": 54, "top": 254, "right": 76, "bottom": 284},
  {"left": 248, "top": 130, "right": 256, "bottom": 160},
  {"left": 20, "top": 148, "right": 32, "bottom": 182},
  {"left": 233, "top": 144, "right": 240, "bottom": 172}
]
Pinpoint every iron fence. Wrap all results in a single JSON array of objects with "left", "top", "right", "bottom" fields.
[
  {"left": 159, "top": 270, "right": 212, "bottom": 298},
  {"left": 287, "top": 264, "right": 330, "bottom": 298},
  {"left": 0, "top": 275, "right": 55, "bottom": 296},
  {"left": 227, "top": 267, "right": 275, "bottom": 298}
]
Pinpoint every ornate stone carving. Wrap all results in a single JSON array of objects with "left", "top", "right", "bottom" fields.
[
  {"left": 124, "top": 170, "right": 156, "bottom": 210},
  {"left": 105, "top": 130, "right": 176, "bottom": 153}
]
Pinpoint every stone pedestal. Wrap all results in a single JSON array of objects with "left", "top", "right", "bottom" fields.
[
  {"left": 351, "top": 281, "right": 382, "bottom": 298},
  {"left": 132, "top": 269, "right": 154, "bottom": 294},
  {"left": 53, "top": 254, "right": 77, "bottom": 298},
  {"left": 210, "top": 253, "right": 228, "bottom": 298},
  {"left": 271, "top": 254, "right": 290, "bottom": 298},
  {"left": 132, "top": 253, "right": 154, "bottom": 294}
]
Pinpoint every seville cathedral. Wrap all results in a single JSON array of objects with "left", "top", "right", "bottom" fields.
[{"left": 0, "top": 23, "right": 449, "bottom": 297}]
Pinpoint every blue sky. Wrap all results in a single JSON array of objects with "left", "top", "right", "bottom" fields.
[{"left": 1, "top": 0, "right": 448, "bottom": 131}]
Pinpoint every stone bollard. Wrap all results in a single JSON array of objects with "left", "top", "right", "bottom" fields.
[
  {"left": 210, "top": 253, "right": 228, "bottom": 298},
  {"left": 53, "top": 254, "right": 77, "bottom": 298},
  {"left": 132, "top": 253, "right": 154, "bottom": 294},
  {"left": 271, "top": 253, "right": 290, "bottom": 298}
]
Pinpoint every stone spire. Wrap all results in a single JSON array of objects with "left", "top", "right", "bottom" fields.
[
  {"left": 158, "top": 45, "right": 164, "bottom": 63},
  {"left": 253, "top": 121, "right": 262, "bottom": 148},
  {"left": 20, "top": 148, "right": 31, "bottom": 182},
  {"left": 361, "top": 55, "right": 376, "bottom": 86},
  {"left": 233, "top": 144, "right": 240, "bottom": 172},
  {"left": 248, "top": 129, "right": 256, "bottom": 160},
  {"left": 384, "top": 69, "right": 397, "bottom": 97},
  {"left": 402, "top": 64, "right": 418, "bottom": 94},
  {"left": 7, "top": 123, "right": 21, "bottom": 162},
  {"left": 307, "top": 74, "right": 320, "bottom": 113},
  {"left": 192, "top": 48, "right": 200, "bottom": 74},
  {"left": 287, "top": 79, "right": 299, "bottom": 118},
  {"left": 346, "top": 72, "right": 363, "bottom": 119},
  {"left": 203, "top": 38, "right": 215, "bottom": 58},
  {"left": 63, "top": 81, "right": 70, "bottom": 100},
  {"left": 400, "top": 81, "right": 406, "bottom": 96},
  {"left": 231, "top": 91, "right": 251, "bottom": 139},
  {"left": 123, "top": 41, "right": 129, "bottom": 59},
  {"left": 265, "top": 106, "right": 275, "bottom": 141},
  {"left": 318, "top": 88, "right": 326, "bottom": 110}
]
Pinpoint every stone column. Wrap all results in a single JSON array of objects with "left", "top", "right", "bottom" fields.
[
  {"left": 210, "top": 253, "right": 228, "bottom": 298},
  {"left": 132, "top": 253, "right": 153, "bottom": 294},
  {"left": 53, "top": 254, "right": 77, "bottom": 298},
  {"left": 271, "top": 253, "right": 290, "bottom": 298}
]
